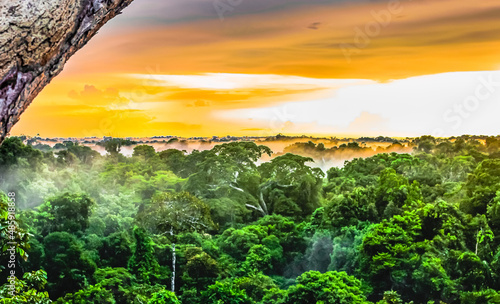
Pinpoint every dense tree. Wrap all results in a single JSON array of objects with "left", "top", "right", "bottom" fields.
[
  {"left": 147, "top": 289, "right": 181, "bottom": 304},
  {"left": 100, "top": 139, "right": 123, "bottom": 156},
  {"left": 323, "top": 187, "right": 378, "bottom": 228},
  {"left": 128, "top": 226, "right": 160, "bottom": 283},
  {"left": 0, "top": 136, "right": 499, "bottom": 303},
  {"left": 35, "top": 193, "right": 95, "bottom": 235},
  {"left": 138, "top": 192, "right": 215, "bottom": 236},
  {"left": 43, "top": 232, "right": 96, "bottom": 298},
  {"left": 99, "top": 231, "right": 133, "bottom": 268},
  {"left": 258, "top": 153, "right": 324, "bottom": 218},
  {"left": 201, "top": 280, "right": 254, "bottom": 304},
  {"left": 360, "top": 211, "right": 422, "bottom": 299},
  {"left": 158, "top": 149, "right": 187, "bottom": 177},
  {"left": 137, "top": 191, "right": 215, "bottom": 292},
  {"left": 0, "top": 137, "right": 43, "bottom": 169},
  {"left": 462, "top": 159, "right": 500, "bottom": 215},
  {"left": 283, "top": 271, "right": 370, "bottom": 304}
]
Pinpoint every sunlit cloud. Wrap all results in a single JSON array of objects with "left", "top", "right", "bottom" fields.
[
  {"left": 68, "top": 85, "right": 129, "bottom": 106},
  {"left": 130, "top": 73, "right": 371, "bottom": 90},
  {"left": 216, "top": 71, "right": 500, "bottom": 137}
]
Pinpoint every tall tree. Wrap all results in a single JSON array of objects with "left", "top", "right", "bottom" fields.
[{"left": 137, "top": 192, "right": 215, "bottom": 292}]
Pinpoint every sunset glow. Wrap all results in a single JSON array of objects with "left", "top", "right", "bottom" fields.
[{"left": 11, "top": 0, "right": 500, "bottom": 138}]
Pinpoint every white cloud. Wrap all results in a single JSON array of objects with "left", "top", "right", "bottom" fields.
[
  {"left": 130, "top": 73, "right": 372, "bottom": 90},
  {"left": 216, "top": 71, "right": 500, "bottom": 136}
]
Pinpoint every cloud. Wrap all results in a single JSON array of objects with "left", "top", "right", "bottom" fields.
[
  {"left": 187, "top": 100, "right": 211, "bottom": 107},
  {"left": 132, "top": 73, "right": 369, "bottom": 90},
  {"left": 241, "top": 128, "right": 266, "bottom": 131},
  {"left": 348, "top": 112, "right": 388, "bottom": 133},
  {"left": 78, "top": 0, "right": 500, "bottom": 82},
  {"left": 68, "top": 85, "right": 129, "bottom": 106},
  {"left": 216, "top": 71, "right": 500, "bottom": 137},
  {"left": 307, "top": 22, "right": 322, "bottom": 30},
  {"left": 145, "top": 121, "right": 203, "bottom": 133},
  {"left": 112, "top": 0, "right": 382, "bottom": 27},
  {"left": 166, "top": 88, "right": 307, "bottom": 103}
]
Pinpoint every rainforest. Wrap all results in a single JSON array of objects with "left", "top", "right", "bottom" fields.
[{"left": 0, "top": 135, "right": 500, "bottom": 304}]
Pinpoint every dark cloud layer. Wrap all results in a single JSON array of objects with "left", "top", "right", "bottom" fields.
[{"left": 114, "top": 0, "right": 379, "bottom": 26}]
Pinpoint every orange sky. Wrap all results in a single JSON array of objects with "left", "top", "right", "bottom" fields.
[{"left": 11, "top": 0, "right": 500, "bottom": 138}]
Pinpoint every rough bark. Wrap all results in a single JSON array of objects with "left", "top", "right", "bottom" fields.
[{"left": 0, "top": 0, "right": 135, "bottom": 143}]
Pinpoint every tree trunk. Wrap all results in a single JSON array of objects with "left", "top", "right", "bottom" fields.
[
  {"left": 0, "top": 0, "right": 136, "bottom": 143},
  {"left": 171, "top": 243, "right": 176, "bottom": 293}
]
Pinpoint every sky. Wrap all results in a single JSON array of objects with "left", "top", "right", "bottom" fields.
[{"left": 11, "top": 0, "right": 500, "bottom": 138}]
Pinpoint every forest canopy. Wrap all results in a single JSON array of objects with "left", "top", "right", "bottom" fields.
[{"left": 1, "top": 136, "right": 500, "bottom": 303}]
